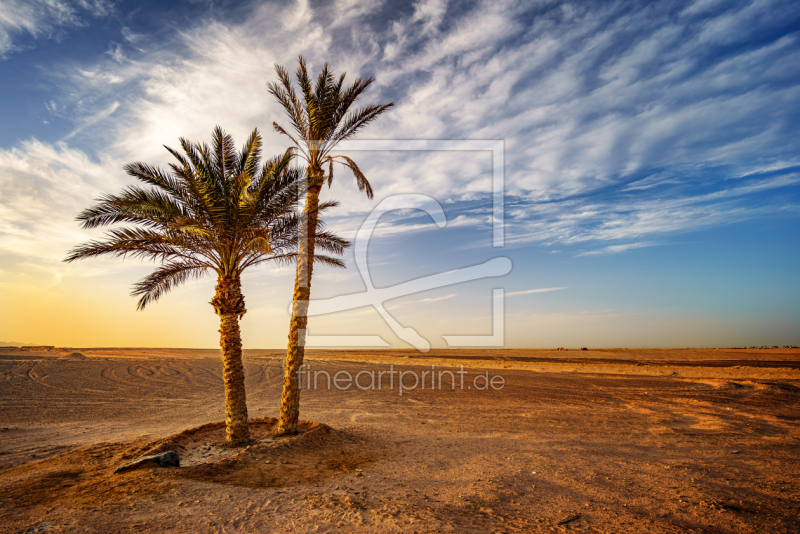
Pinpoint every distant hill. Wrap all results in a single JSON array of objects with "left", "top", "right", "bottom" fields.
[{"left": 0, "top": 342, "right": 37, "bottom": 347}]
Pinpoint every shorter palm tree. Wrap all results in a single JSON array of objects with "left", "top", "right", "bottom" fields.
[{"left": 65, "top": 126, "right": 348, "bottom": 445}]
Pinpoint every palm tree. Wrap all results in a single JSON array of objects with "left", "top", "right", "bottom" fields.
[
  {"left": 268, "top": 56, "right": 393, "bottom": 434},
  {"left": 65, "top": 126, "right": 348, "bottom": 445}
]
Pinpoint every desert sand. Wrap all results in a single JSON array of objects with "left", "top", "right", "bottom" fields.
[{"left": 1, "top": 347, "right": 799, "bottom": 533}]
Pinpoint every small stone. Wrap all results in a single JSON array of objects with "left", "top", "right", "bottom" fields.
[
  {"left": 264, "top": 460, "right": 271, "bottom": 464},
  {"left": 114, "top": 451, "right": 180, "bottom": 473},
  {"left": 557, "top": 514, "right": 581, "bottom": 526}
]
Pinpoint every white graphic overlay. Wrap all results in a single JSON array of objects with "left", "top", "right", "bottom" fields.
[{"left": 296, "top": 140, "right": 509, "bottom": 352}]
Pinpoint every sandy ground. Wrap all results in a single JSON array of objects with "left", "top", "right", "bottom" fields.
[{"left": 0, "top": 347, "right": 798, "bottom": 533}]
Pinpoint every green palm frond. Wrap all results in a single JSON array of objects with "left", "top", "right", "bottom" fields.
[
  {"left": 123, "top": 161, "right": 187, "bottom": 202},
  {"left": 271, "top": 123, "right": 302, "bottom": 152},
  {"left": 212, "top": 126, "right": 237, "bottom": 182},
  {"left": 65, "top": 227, "right": 202, "bottom": 263},
  {"left": 268, "top": 64, "right": 308, "bottom": 143},
  {"left": 238, "top": 128, "right": 262, "bottom": 179},
  {"left": 316, "top": 199, "right": 340, "bottom": 212},
  {"left": 245, "top": 236, "right": 271, "bottom": 255},
  {"left": 310, "top": 254, "right": 347, "bottom": 269},
  {"left": 330, "top": 103, "right": 394, "bottom": 145},
  {"left": 314, "top": 230, "right": 349, "bottom": 256},
  {"left": 330, "top": 155, "right": 373, "bottom": 198},
  {"left": 78, "top": 185, "right": 190, "bottom": 228},
  {"left": 248, "top": 252, "right": 346, "bottom": 270},
  {"left": 132, "top": 261, "right": 210, "bottom": 310}
]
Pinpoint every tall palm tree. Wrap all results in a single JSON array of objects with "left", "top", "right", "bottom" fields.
[
  {"left": 65, "top": 126, "right": 348, "bottom": 445},
  {"left": 268, "top": 56, "right": 393, "bottom": 434}
]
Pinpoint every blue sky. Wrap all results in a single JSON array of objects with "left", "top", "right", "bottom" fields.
[{"left": 0, "top": 0, "right": 798, "bottom": 348}]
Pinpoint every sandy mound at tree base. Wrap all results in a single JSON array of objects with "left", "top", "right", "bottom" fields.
[
  {"left": 141, "top": 417, "right": 373, "bottom": 488},
  {"left": 0, "top": 418, "right": 375, "bottom": 512}
]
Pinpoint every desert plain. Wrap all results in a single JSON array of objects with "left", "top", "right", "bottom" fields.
[{"left": 0, "top": 347, "right": 798, "bottom": 533}]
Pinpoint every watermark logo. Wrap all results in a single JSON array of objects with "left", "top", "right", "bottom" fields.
[
  {"left": 298, "top": 140, "right": 509, "bottom": 352},
  {"left": 298, "top": 364, "right": 505, "bottom": 395}
]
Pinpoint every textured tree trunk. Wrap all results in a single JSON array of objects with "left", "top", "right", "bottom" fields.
[
  {"left": 278, "top": 173, "right": 323, "bottom": 434},
  {"left": 211, "top": 275, "right": 250, "bottom": 444}
]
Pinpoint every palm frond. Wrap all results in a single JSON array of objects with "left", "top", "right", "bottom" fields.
[
  {"left": 267, "top": 61, "right": 308, "bottom": 141},
  {"left": 314, "top": 229, "right": 350, "bottom": 256},
  {"left": 123, "top": 161, "right": 187, "bottom": 201},
  {"left": 331, "top": 103, "right": 394, "bottom": 145},
  {"left": 76, "top": 186, "right": 187, "bottom": 229},
  {"left": 212, "top": 126, "right": 238, "bottom": 183},
  {"left": 311, "top": 254, "right": 347, "bottom": 269},
  {"left": 316, "top": 199, "right": 341, "bottom": 213},
  {"left": 238, "top": 128, "right": 262, "bottom": 179},
  {"left": 245, "top": 235, "right": 271, "bottom": 254},
  {"left": 132, "top": 261, "right": 210, "bottom": 310},
  {"left": 70, "top": 224, "right": 211, "bottom": 260},
  {"left": 272, "top": 123, "right": 303, "bottom": 155},
  {"left": 325, "top": 76, "right": 373, "bottom": 140},
  {"left": 331, "top": 155, "right": 374, "bottom": 198},
  {"left": 246, "top": 252, "right": 346, "bottom": 270}
]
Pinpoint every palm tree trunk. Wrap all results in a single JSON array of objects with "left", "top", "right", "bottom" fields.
[
  {"left": 211, "top": 275, "right": 250, "bottom": 444},
  {"left": 278, "top": 178, "right": 323, "bottom": 434}
]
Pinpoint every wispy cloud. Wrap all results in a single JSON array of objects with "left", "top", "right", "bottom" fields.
[
  {"left": 105, "top": 42, "right": 125, "bottom": 63},
  {"left": 504, "top": 171, "right": 800, "bottom": 250},
  {"left": 506, "top": 287, "right": 567, "bottom": 297},
  {"left": 0, "top": 138, "right": 126, "bottom": 266},
  {"left": 576, "top": 243, "right": 654, "bottom": 256},
  {"left": 63, "top": 100, "right": 119, "bottom": 140},
  {"left": 120, "top": 26, "right": 143, "bottom": 45},
  {"left": 0, "top": 0, "right": 113, "bottom": 59},
  {"left": 391, "top": 293, "right": 458, "bottom": 307}
]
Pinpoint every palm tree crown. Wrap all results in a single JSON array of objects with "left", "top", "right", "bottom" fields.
[
  {"left": 65, "top": 126, "right": 347, "bottom": 310},
  {"left": 267, "top": 55, "right": 394, "bottom": 194}
]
